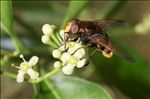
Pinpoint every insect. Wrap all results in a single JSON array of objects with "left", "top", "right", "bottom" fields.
[{"left": 64, "top": 19, "right": 134, "bottom": 62}]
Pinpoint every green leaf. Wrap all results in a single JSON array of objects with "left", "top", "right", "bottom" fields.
[
  {"left": 1, "top": 0, "right": 30, "bottom": 54},
  {"left": 1, "top": 1, "right": 13, "bottom": 34},
  {"left": 33, "top": 82, "right": 56, "bottom": 99},
  {"left": 34, "top": 76, "right": 112, "bottom": 99},
  {"left": 61, "top": 0, "right": 90, "bottom": 28}
]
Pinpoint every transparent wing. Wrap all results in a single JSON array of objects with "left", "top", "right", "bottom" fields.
[
  {"left": 110, "top": 40, "right": 135, "bottom": 62},
  {"left": 95, "top": 36, "right": 135, "bottom": 62},
  {"left": 95, "top": 20, "right": 128, "bottom": 30}
]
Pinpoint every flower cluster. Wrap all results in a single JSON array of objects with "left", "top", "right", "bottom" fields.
[
  {"left": 15, "top": 55, "right": 39, "bottom": 83},
  {"left": 52, "top": 42, "right": 88, "bottom": 75},
  {"left": 41, "top": 24, "right": 88, "bottom": 75},
  {"left": 41, "top": 24, "right": 61, "bottom": 47}
]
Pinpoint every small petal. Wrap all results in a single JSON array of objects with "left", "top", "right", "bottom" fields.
[
  {"left": 42, "top": 24, "right": 53, "bottom": 35},
  {"left": 74, "top": 48, "right": 85, "bottom": 59},
  {"left": 41, "top": 35, "right": 50, "bottom": 44},
  {"left": 76, "top": 59, "right": 87, "bottom": 68},
  {"left": 54, "top": 61, "right": 62, "bottom": 68},
  {"left": 60, "top": 52, "right": 71, "bottom": 63},
  {"left": 17, "top": 70, "right": 25, "bottom": 83},
  {"left": 27, "top": 68, "right": 39, "bottom": 79},
  {"left": 29, "top": 56, "right": 39, "bottom": 66},
  {"left": 52, "top": 49, "right": 62, "bottom": 58},
  {"left": 62, "top": 64, "right": 74, "bottom": 75}
]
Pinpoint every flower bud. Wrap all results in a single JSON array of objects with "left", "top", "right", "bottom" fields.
[
  {"left": 54, "top": 61, "right": 62, "bottom": 68},
  {"left": 41, "top": 35, "right": 50, "bottom": 44},
  {"left": 42, "top": 24, "right": 53, "bottom": 35},
  {"left": 52, "top": 49, "right": 62, "bottom": 58}
]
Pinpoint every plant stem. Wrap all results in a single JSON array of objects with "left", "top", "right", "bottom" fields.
[
  {"left": 51, "top": 34, "right": 61, "bottom": 46},
  {"left": 29, "top": 69, "right": 60, "bottom": 83},
  {"left": 56, "top": 32, "right": 63, "bottom": 44},
  {"left": 1, "top": 71, "right": 16, "bottom": 79},
  {"left": 1, "top": 1, "right": 30, "bottom": 54},
  {"left": 32, "top": 84, "right": 38, "bottom": 95}
]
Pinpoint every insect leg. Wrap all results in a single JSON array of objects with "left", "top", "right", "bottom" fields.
[
  {"left": 71, "top": 44, "right": 92, "bottom": 55},
  {"left": 90, "top": 48, "right": 99, "bottom": 56},
  {"left": 63, "top": 34, "right": 69, "bottom": 52}
]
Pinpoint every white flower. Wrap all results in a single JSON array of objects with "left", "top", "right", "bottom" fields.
[
  {"left": 69, "top": 56, "right": 78, "bottom": 66},
  {"left": 62, "top": 64, "right": 74, "bottom": 75},
  {"left": 52, "top": 41, "right": 88, "bottom": 75},
  {"left": 16, "top": 54, "right": 39, "bottom": 83},
  {"left": 60, "top": 52, "right": 71, "bottom": 63},
  {"left": 67, "top": 42, "right": 82, "bottom": 54},
  {"left": 42, "top": 24, "right": 54, "bottom": 35},
  {"left": 52, "top": 49, "right": 62, "bottom": 58}
]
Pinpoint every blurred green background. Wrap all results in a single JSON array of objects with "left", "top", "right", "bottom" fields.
[{"left": 1, "top": 1, "right": 150, "bottom": 99}]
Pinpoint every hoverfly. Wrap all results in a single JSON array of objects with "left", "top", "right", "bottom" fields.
[{"left": 64, "top": 19, "right": 134, "bottom": 62}]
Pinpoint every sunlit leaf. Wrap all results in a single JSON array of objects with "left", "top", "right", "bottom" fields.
[
  {"left": 34, "top": 76, "right": 112, "bottom": 99},
  {"left": 1, "top": 1, "right": 13, "bottom": 34}
]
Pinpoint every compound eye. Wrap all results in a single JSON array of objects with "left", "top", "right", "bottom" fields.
[{"left": 71, "top": 22, "right": 79, "bottom": 34}]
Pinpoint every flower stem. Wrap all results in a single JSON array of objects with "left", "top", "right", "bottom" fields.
[
  {"left": 48, "top": 41, "right": 58, "bottom": 48},
  {"left": 32, "top": 84, "right": 38, "bottom": 94},
  {"left": 29, "top": 69, "right": 60, "bottom": 83},
  {"left": 51, "top": 34, "right": 61, "bottom": 46},
  {"left": 56, "top": 32, "right": 63, "bottom": 44}
]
